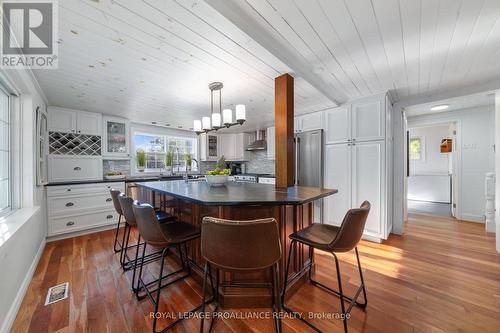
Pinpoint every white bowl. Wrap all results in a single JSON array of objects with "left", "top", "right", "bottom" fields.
[{"left": 205, "top": 175, "right": 228, "bottom": 187}]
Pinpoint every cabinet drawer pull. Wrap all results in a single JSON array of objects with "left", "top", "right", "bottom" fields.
[
  {"left": 66, "top": 221, "right": 75, "bottom": 226},
  {"left": 106, "top": 215, "right": 113, "bottom": 219},
  {"left": 74, "top": 167, "right": 82, "bottom": 171},
  {"left": 65, "top": 202, "right": 74, "bottom": 207},
  {"left": 106, "top": 198, "right": 112, "bottom": 202},
  {"left": 67, "top": 189, "right": 71, "bottom": 192}
]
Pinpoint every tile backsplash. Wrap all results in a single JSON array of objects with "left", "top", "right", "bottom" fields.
[{"left": 244, "top": 150, "right": 275, "bottom": 175}]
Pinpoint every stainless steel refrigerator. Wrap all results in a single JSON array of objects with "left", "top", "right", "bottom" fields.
[{"left": 294, "top": 129, "right": 324, "bottom": 223}]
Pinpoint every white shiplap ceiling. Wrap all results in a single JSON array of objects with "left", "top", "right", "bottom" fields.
[
  {"left": 33, "top": 0, "right": 335, "bottom": 131},
  {"left": 405, "top": 91, "right": 495, "bottom": 117},
  {"left": 34, "top": 0, "right": 500, "bottom": 131}
]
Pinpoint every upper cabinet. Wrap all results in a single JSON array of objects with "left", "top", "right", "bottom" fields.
[
  {"left": 325, "top": 106, "right": 351, "bottom": 144},
  {"left": 48, "top": 107, "right": 102, "bottom": 136},
  {"left": 102, "top": 116, "right": 130, "bottom": 158},
  {"left": 325, "top": 94, "right": 386, "bottom": 144},
  {"left": 200, "top": 133, "right": 219, "bottom": 161},
  {"left": 351, "top": 96, "right": 384, "bottom": 142},
  {"left": 295, "top": 111, "right": 323, "bottom": 133},
  {"left": 218, "top": 133, "right": 251, "bottom": 161},
  {"left": 267, "top": 127, "right": 275, "bottom": 160}
]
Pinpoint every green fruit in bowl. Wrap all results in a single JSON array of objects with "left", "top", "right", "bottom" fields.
[{"left": 206, "top": 168, "right": 230, "bottom": 176}]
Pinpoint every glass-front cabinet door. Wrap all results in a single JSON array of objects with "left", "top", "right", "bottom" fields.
[{"left": 103, "top": 116, "right": 130, "bottom": 157}]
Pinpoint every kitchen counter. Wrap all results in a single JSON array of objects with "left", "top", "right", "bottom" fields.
[
  {"left": 137, "top": 180, "right": 336, "bottom": 206},
  {"left": 45, "top": 174, "right": 203, "bottom": 186},
  {"left": 136, "top": 180, "right": 338, "bottom": 308}
]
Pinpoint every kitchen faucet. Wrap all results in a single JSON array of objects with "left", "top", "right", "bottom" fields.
[{"left": 184, "top": 158, "right": 198, "bottom": 182}]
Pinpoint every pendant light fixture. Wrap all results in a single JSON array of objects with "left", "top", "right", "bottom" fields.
[{"left": 193, "top": 82, "right": 246, "bottom": 135}]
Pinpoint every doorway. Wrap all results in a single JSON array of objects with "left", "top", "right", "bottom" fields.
[{"left": 406, "top": 122, "right": 458, "bottom": 219}]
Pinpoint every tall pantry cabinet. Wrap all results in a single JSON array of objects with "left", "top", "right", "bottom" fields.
[{"left": 323, "top": 93, "right": 393, "bottom": 241}]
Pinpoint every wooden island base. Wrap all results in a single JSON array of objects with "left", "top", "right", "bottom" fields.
[{"left": 139, "top": 188, "right": 315, "bottom": 308}]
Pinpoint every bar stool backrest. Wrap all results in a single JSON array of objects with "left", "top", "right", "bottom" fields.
[
  {"left": 330, "top": 201, "right": 371, "bottom": 252},
  {"left": 118, "top": 194, "right": 136, "bottom": 226},
  {"left": 110, "top": 189, "right": 123, "bottom": 215},
  {"left": 201, "top": 217, "right": 281, "bottom": 271},
  {"left": 132, "top": 203, "right": 167, "bottom": 247}
]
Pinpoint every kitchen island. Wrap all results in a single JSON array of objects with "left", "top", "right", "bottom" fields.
[{"left": 137, "top": 180, "right": 338, "bottom": 307}]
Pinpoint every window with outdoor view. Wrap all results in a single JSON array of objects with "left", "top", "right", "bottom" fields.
[
  {"left": 133, "top": 132, "right": 198, "bottom": 172},
  {"left": 409, "top": 137, "right": 423, "bottom": 161}
]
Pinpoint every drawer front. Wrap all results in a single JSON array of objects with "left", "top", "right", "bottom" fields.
[
  {"left": 47, "top": 182, "right": 125, "bottom": 197},
  {"left": 49, "top": 210, "right": 118, "bottom": 236},
  {"left": 258, "top": 177, "right": 275, "bottom": 185},
  {"left": 48, "top": 193, "right": 115, "bottom": 216},
  {"left": 48, "top": 156, "right": 102, "bottom": 182}
]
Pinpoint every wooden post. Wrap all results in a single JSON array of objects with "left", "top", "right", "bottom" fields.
[{"left": 275, "top": 73, "right": 294, "bottom": 188}]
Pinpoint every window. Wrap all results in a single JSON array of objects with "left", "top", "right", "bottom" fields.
[
  {"left": 409, "top": 136, "right": 424, "bottom": 161},
  {"left": 133, "top": 132, "right": 198, "bottom": 172},
  {"left": 0, "top": 87, "right": 10, "bottom": 216}
]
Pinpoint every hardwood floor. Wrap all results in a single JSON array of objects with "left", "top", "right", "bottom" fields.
[{"left": 11, "top": 213, "right": 500, "bottom": 333}]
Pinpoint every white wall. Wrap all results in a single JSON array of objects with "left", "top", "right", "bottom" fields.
[
  {"left": 0, "top": 68, "right": 48, "bottom": 333},
  {"left": 409, "top": 124, "right": 450, "bottom": 175},
  {"left": 408, "top": 106, "right": 495, "bottom": 223}
]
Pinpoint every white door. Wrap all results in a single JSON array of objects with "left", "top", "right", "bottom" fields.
[
  {"left": 325, "top": 106, "right": 351, "bottom": 144},
  {"left": 352, "top": 99, "right": 384, "bottom": 142},
  {"left": 267, "top": 127, "right": 275, "bottom": 160},
  {"left": 324, "top": 144, "right": 352, "bottom": 226},
  {"left": 48, "top": 108, "right": 77, "bottom": 133},
  {"left": 77, "top": 111, "right": 102, "bottom": 135},
  {"left": 352, "top": 141, "right": 383, "bottom": 237}
]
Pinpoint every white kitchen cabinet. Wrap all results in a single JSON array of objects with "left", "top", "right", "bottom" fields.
[
  {"left": 219, "top": 134, "right": 235, "bottom": 160},
  {"left": 295, "top": 112, "right": 323, "bottom": 133},
  {"left": 48, "top": 107, "right": 102, "bottom": 136},
  {"left": 48, "top": 108, "right": 77, "bottom": 133},
  {"left": 48, "top": 156, "right": 102, "bottom": 182},
  {"left": 200, "top": 133, "right": 219, "bottom": 161},
  {"left": 267, "top": 127, "right": 275, "bottom": 160},
  {"left": 103, "top": 116, "right": 130, "bottom": 157},
  {"left": 323, "top": 92, "right": 392, "bottom": 241},
  {"left": 325, "top": 106, "right": 351, "bottom": 144},
  {"left": 351, "top": 141, "right": 384, "bottom": 237},
  {"left": 47, "top": 182, "right": 125, "bottom": 237},
  {"left": 218, "top": 133, "right": 251, "bottom": 161},
  {"left": 76, "top": 111, "right": 102, "bottom": 135},
  {"left": 351, "top": 96, "right": 384, "bottom": 142},
  {"left": 324, "top": 144, "right": 352, "bottom": 226}
]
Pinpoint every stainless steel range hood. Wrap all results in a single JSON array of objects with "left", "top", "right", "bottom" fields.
[{"left": 246, "top": 130, "right": 267, "bottom": 151}]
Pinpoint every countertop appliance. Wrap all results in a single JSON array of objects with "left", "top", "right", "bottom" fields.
[
  {"left": 233, "top": 173, "right": 275, "bottom": 183},
  {"left": 295, "top": 129, "right": 324, "bottom": 222}
]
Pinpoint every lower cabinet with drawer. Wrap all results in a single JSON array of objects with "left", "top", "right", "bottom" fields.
[{"left": 47, "top": 182, "right": 125, "bottom": 237}]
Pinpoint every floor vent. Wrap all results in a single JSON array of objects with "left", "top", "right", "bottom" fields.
[{"left": 44, "top": 282, "right": 69, "bottom": 306}]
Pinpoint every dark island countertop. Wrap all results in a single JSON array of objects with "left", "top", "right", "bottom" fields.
[{"left": 137, "top": 180, "right": 337, "bottom": 206}]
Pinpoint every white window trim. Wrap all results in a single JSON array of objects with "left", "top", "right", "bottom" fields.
[
  {"left": 130, "top": 129, "right": 198, "bottom": 175},
  {"left": 409, "top": 136, "right": 425, "bottom": 162}
]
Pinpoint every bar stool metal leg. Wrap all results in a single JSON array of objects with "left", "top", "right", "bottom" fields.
[
  {"left": 281, "top": 241, "right": 367, "bottom": 333},
  {"left": 113, "top": 215, "right": 123, "bottom": 252}
]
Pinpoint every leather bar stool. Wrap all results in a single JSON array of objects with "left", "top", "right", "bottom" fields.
[
  {"left": 118, "top": 193, "right": 175, "bottom": 290},
  {"left": 133, "top": 202, "right": 205, "bottom": 332},
  {"left": 200, "top": 217, "right": 282, "bottom": 333},
  {"left": 281, "top": 201, "right": 371, "bottom": 333},
  {"left": 111, "top": 189, "right": 175, "bottom": 271}
]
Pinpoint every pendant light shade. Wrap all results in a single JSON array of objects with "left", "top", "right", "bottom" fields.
[
  {"left": 202, "top": 116, "right": 211, "bottom": 130},
  {"left": 193, "top": 119, "right": 202, "bottom": 133},
  {"left": 235, "top": 104, "right": 246, "bottom": 124},
  {"left": 212, "top": 112, "right": 221, "bottom": 129},
  {"left": 223, "top": 108, "right": 233, "bottom": 126}
]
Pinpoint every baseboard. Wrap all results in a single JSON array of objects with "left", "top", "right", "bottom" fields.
[
  {"left": 485, "top": 221, "right": 496, "bottom": 233},
  {"left": 362, "top": 233, "right": 382, "bottom": 243},
  {"left": 460, "top": 214, "right": 485, "bottom": 223},
  {"left": 0, "top": 238, "right": 46, "bottom": 333},
  {"left": 47, "top": 223, "right": 116, "bottom": 242}
]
